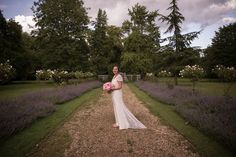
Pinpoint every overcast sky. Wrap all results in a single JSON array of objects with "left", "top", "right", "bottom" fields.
[{"left": 1, "top": 0, "right": 235, "bottom": 49}]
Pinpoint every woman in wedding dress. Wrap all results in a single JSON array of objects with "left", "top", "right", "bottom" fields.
[{"left": 111, "top": 65, "right": 146, "bottom": 129}]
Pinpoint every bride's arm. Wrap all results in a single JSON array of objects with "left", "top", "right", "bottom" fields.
[{"left": 112, "top": 81, "right": 122, "bottom": 90}]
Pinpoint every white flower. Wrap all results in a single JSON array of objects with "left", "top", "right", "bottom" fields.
[{"left": 146, "top": 73, "right": 153, "bottom": 76}]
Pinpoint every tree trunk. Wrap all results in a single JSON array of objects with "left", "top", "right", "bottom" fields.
[{"left": 174, "top": 75, "right": 178, "bottom": 85}]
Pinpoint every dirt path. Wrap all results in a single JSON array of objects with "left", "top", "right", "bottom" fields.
[{"left": 29, "top": 84, "right": 199, "bottom": 157}]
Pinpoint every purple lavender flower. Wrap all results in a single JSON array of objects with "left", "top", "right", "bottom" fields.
[
  {"left": 135, "top": 81, "right": 236, "bottom": 149},
  {"left": 0, "top": 81, "right": 102, "bottom": 138}
]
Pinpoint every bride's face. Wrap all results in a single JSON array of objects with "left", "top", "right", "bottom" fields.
[{"left": 113, "top": 66, "right": 118, "bottom": 75}]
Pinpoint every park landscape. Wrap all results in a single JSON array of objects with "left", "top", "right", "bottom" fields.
[{"left": 0, "top": 0, "right": 236, "bottom": 157}]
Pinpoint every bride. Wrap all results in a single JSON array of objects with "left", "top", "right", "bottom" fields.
[{"left": 111, "top": 65, "right": 146, "bottom": 129}]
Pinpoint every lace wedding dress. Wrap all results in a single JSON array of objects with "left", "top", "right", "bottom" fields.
[{"left": 111, "top": 74, "right": 146, "bottom": 130}]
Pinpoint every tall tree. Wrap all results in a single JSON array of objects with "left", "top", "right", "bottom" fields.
[
  {"left": 128, "top": 4, "right": 148, "bottom": 34},
  {"left": 21, "top": 32, "right": 42, "bottom": 79},
  {"left": 202, "top": 23, "right": 236, "bottom": 77},
  {"left": 211, "top": 23, "right": 236, "bottom": 67},
  {"left": 159, "top": 0, "right": 200, "bottom": 84},
  {"left": 0, "top": 10, "right": 34, "bottom": 80},
  {"left": 0, "top": 18, "right": 23, "bottom": 61},
  {"left": 160, "top": 0, "right": 185, "bottom": 53},
  {"left": 89, "top": 9, "right": 110, "bottom": 74},
  {"left": 0, "top": 10, "right": 7, "bottom": 56},
  {"left": 89, "top": 9, "right": 124, "bottom": 74},
  {"left": 121, "top": 3, "right": 160, "bottom": 77},
  {"left": 32, "top": 0, "right": 90, "bottom": 71},
  {"left": 107, "top": 25, "right": 123, "bottom": 67},
  {"left": 123, "top": 3, "right": 160, "bottom": 53}
]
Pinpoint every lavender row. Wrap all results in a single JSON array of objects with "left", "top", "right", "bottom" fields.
[
  {"left": 134, "top": 81, "right": 236, "bottom": 149},
  {"left": 0, "top": 81, "right": 102, "bottom": 138}
]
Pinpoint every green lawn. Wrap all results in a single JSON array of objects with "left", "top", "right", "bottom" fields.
[
  {"left": 0, "top": 87, "right": 102, "bottom": 157},
  {"left": 128, "top": 83, "right": 235, "bottom": 157},
  {"left": 153, "top": 77, "right": 236, "bottom": 98}
]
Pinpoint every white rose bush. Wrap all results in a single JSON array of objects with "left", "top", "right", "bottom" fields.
[
  {"left": 158, "top": 70, "right": 171, "bottom": 77},
  {"left": 213, "top": 65, "right": 236, "bottom": 97},
  {"left": 0, "top": 61, "right": 15, "bottom": 84},
  {"left": 157, "top": 70, "right": 173, "bottom": 89},
  {"left": 213, "top": 65, "right": 236, "bottom": 82},
  {"left": 74, "top": 71, "right": 94, "bottom": 79},
  {"left": 35, "top": 69, "right": 53, "bottom": 80},
  {"left": 179, "top": 65, "right": 204, "bottom": 93},
  {"left": 36, "top": 69, "right": 95, "bottom": 84}
]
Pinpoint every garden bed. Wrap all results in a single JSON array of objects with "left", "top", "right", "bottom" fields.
[
  {"left": 134, "top": 81, "right": 236, "bottom": 151},
  {"left": 0, "top": 81, "right": 102, "bottom": 139}
]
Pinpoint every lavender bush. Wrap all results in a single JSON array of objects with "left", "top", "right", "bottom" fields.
[
  {"left": 135, "top": 81, "right": 236, "bottom": 149},
  {"left": 0, "top": 81, "right": 102, "bottom": 138}
]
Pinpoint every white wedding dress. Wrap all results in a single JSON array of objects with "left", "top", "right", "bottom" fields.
[{"left": 111, "top": 74, "right": 146, "bottom": 130}]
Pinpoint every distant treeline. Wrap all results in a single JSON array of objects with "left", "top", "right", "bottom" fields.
[{"left": 0, "top": 0, "right": 235, "bottom": 80}]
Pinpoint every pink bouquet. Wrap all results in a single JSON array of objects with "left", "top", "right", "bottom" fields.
[{"left": 103, "top": 82, "right": 113, "bottom": 92}]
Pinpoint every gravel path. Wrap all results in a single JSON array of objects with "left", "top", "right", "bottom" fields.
[{"left": 29, "top": 84, "right": 200, "bottom": 157}]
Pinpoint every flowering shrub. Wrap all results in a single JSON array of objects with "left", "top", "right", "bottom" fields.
[
  {"left": 157, "top": 70, "right": 173, "bottom": 89},
  {"left": 85, "top": 72, "right": 94, "bottom": 78},
  {"left": 36, "top": 70, "right": 95, "bottom": 84},
  {"left": 213, "top": 65, "right": 236, "bottom": 97},
  {"left": 74, "top": 71, "right": 83, "bottom": 78},
  {"left": 213, "top": 65, "right": 236, "bottom": 82},
  {"left": 36, "top": 69, "right": 75, "bottom": 84},
  {"left": 74, "top": 71, "right": 94, "bottom": 79},
  {"left": 179, "top": 65, "right": 204, "bottom": 93},
  {"left": 0, "top": 61, "right": 15, "bottom": 84},
  {"left": 179, "top": 65, "right": 204, "bottom": 79},
  {"left": 36, "top": 69, "right": 53, "bottom": 80},
  {"left": 146, "top": 73, "right": 153, "bottom": 77},
  {"left": 144, "top": 73, "right": 156, "bottom": 81},
  {"left": 158, "top": 70, "right": 172, "bottom": 77},
  {"left": 144, "top": 73, "right": 155, "bottom": 81},
  {"left": 51, "top": 70, "right": 71, "bottom": 84}
]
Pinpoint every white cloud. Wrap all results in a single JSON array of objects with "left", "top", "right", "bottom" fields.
[
  {"left": 104, "top": 1, "right": 129, "bottom": 26},
  {"left": 172, "top": 0, "right": 235, "bottom": 30},
  {"left": 222, "top": 16, "right": 236, "bottom": 23},
  {"left": 14, "top": 15, "right": 36, "bottom": 33},
  {"left": 210, "top": 0, "right": 236, "bottom": 11},
  {"left": 84, "top": 0, "right": 236, "bottom": 29},
  {"left": 82, "top": 0, "right": 236, "bottom": 49}
]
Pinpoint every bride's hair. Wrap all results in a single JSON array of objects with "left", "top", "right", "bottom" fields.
[{"left": 113, "top": 64, "right": 119, "bottom": 71}]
